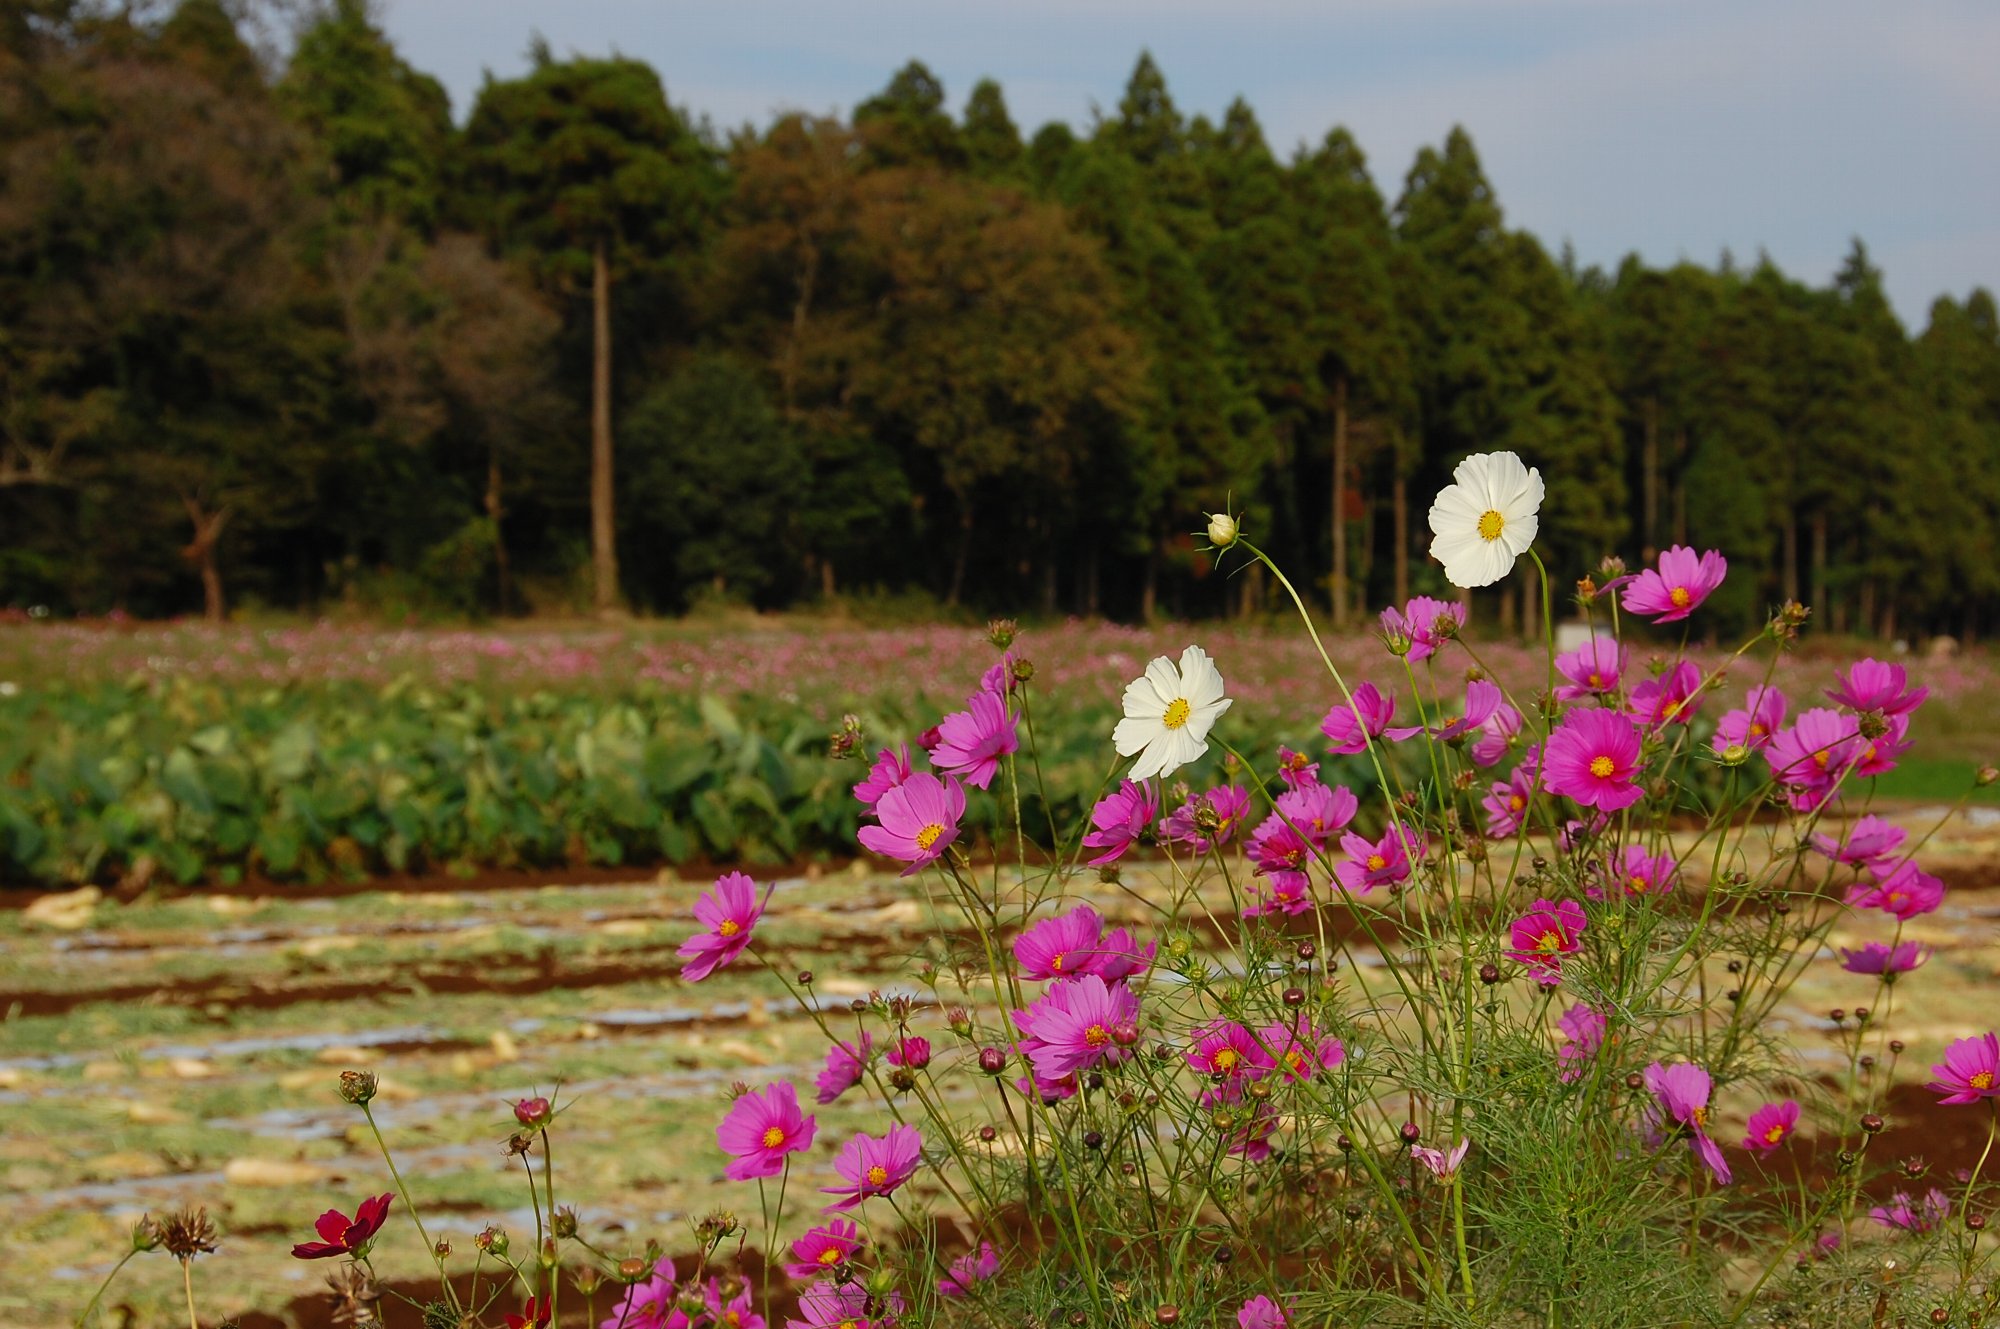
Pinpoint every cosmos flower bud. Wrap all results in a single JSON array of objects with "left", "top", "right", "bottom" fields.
[
  {"left": 987, "top": 618, "right": 1018, "bottom": 649},
  {"left": 553, "top": 1207, "right": 577, "bottom": 1239},
  {"left": 1011, "top": 657, "right": 1035, "bottom": 684},
  {"left": 476, "top": 1226, "right": 508, "bottom": 1257},
  {"left": 1205, "top": 510, "right": 1239, "bottom": 549},
  {"left": 1979, "top": 766, "right": 1999, "bottom": 788},
  {"left": 132, "top": 1215, "right": 164, "bottom": 1252},
  {"left": 338, "top": 1070, "right": 378, "bottom": 1106},
  {"left": 514, "top": 1096, "right": 554, "bottom": 1128},
  {"left": 1574, "top": 575, "right": 1599, "bottom": 602},
  {"left": 618, "top": 1257, "right": 649, "bottom": 1282}
]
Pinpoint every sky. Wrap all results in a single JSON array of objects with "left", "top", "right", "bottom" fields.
[{"left": 374, "top": 0, "right": 2000, "bottom": 330}]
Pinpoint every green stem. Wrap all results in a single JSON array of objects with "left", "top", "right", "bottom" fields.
[{"left": 74, "top": 1251, "right": 137, "bottom": 1329}]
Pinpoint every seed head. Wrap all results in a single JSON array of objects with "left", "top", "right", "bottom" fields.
[
  {"left": 338, "top": 1070, "right": 378, "bottom": 1106},
  {"left": 160, "top": 1206, "right": 219, "bottom": 1261}
]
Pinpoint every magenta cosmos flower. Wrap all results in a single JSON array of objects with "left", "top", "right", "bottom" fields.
[
  {"left": 936, "top": 1241, "right": 1000, "bottom": 1298},
  {"left": 292, "top": 1192, "right": 392, "bottom": 1259},
  {"left": 785, "top": 1219, "right": 863, "bottom": 1279},
  {"left": 1276, "top": 745, "right": 1320, "bottom": 789},
  {"left": 1014, "top": 903, "right": 1150, "bottom": 982},
  {"left": 1482, "top": 766, "right": 1537, "bottom": 839},
  {"left": 1321, "top": 682, "right": 1398, "bottom": 755},
  {"left": 1872, "top": 1189, "right": 1949, "bottom": 1233},
  {"left": 885, "top": 1036, "right": 930, "bottom": 1070},
  {"left": 1083, "top": 780, "right": 1157, "bottom": 866},
  {"left": 930, "top": 689, "right": 1018, "bottom": 790},
  {"left": 815, "top": 1033, "right": 873, "bottom": 1105},
  {"left": 1555, "top": 638, "right": 1627, "bottom": 702},
  {"left": 1387, "top": 678, "right": 1503, "bottom": 743},
  {"left": 1506, "top": 899, "right": 1588, "bottom": 987},
  {"left": 822, "top": 1123, "right": 923, "bottom": 1211},
  {"left": 1601, "top": 844, "right": 1677, "bottom": 899},
  {"left": 1743, "top": 1100, "right": 1799, "bottom": 1155},
  {"left": 1712, "top": 686, "right": 1787, "bottom": 757},
  {"left": 717, "top": 1081, "right": 816, "bottom": 1181},
  {"left": 1469, "top": 701, "right": 1522, "bottom": 767},
  {"left": 1622, "top": 546, "right": 1727, "bottom": 622},
  {"left": 1839, "top": 940, "right": 1930, "bottom": 976},
  {"left": 1159, "top": 784, "right": 1251, "bottom": 854},
  {"left": 705, "top": 1280, "right": 765, "bottom": 1329},
  {"left": 1845, "top": 859, "right": 1944, "bottom": 920},
  {"left": 1380, "top": 595, "right": 1463, "bottom": 661},
  {"left": 1764, "top": 709, "right": 1861, "bottom": 811},
  {"left": 598, "top": 1256, "right": 678, "bottom": 1329},
  {"left": 679, "top": 871, "right": 764, "bottom": 982},
  {"left": 1810, "top": 814, "right": 1906, "bottom": 871},
  {"left": 1013, "top": 974, "right": 1139, "bottom": 1081},
  {"left": 1556, "top": 1003, "right": 1608, "bottom": 1083},
  {"left": 1276, "top": 781, "right": 1359, "bottom": 844},
  {"left": 852, "top": 745, "right": 914, "bottom": 814},
  {"left": 1186, "top": 1019, "right": 1264, "bottom": 1082},
  {"left": 1828, "top": 658, "right": 1928, "bottom": 717},
  {"left": 1254, "top": 1018, "right": 1345, "bottom": 1081},
  {"left": 1333, "top": 822, "right": 1424, "bottom": 895},
  {"left": 1644, "top": 1060, "right": 1731, "bottom": 1184},
  {"left": 788, "top": 1280, "right": 904, "bottom": 1329},
  {"left": 1238, "top": 1295, "right": 1289, "bottom": 1329},
  {"left": 1412, "top": 1137, "right": 1470, "bottom": 1182},
  {"left": 856, "top": 771, "right": 965, "bottom": 875},
  {"left": 1542, "top": 709, "right": 1644, "bottom": 812},
  {"left": 1928, "top": 1032, "right": 2000, "bottom": 1105},
  {"left": 1628, "top": 661, "right": 1703, "bottom": 729}
]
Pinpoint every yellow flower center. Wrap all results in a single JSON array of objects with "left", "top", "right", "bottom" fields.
[
  {"left": 1285, "top": 1050, "right": 1307, "bottom": 1075},
  {"left": 866, "top": 1165, "right": 889, "bottom": 1186},
  {"left": 1050, "top": 953, "right": 1065, "bottom": 972},
  {"left": 1748, "top": 722, "right": 1766, "bottom": 736},
  {"left": 1535, "top": 930, "right": 1562, "bottom": 954},
  {"left": 817, "top": 1247, "right": 843, "bottom": 1266},
  {"left": 717, "top": 919, "right": 740, "bottom": 937},
  {"left": 1508, "top": 795, "right": 1525, "bottom": 811},
  {"left": 1084, "top": 1024, "right": 1110, "bottom": 1047},
  {"left": 1476, "top": 509, "right": 1506, "bottom": 541},
  {"left": 1162, "top": 697, "right": 1192, "bottom": 729},
  {"left": 1764, "top": 1124, "right": 1787, "bottom": 1144},
  {"left": 1669, "top": 586, "right": 1692, "bottom": 609},
  {"left": 1627, "top": 875, "right": 1649, "bottom": 894},
  {"left": 1888, "top": 891, "right": 1908, "bottom": 909},
  {"left": 1812, "top": 750, "right": 1830, "bottom": 769},
  {"left": 1365, "top": 853, "right": 1386, "bottom": 871},
  {"left": 1588, "top": 755, "right": 1615, "bottom": 778},
  {"left": 915, "top": 823, "right": 945, "bottom": 851},
  {"left": 1973, "top": 1071, "right": 1995, "bottom": 1090},
  {"left": 1691, "top": 1105, "right": 1709, "bottom": 1131},
  {"left": 761, "top": 1126, "right": 786, "bottom": 1149},
  {"left": 1587, "top": 672, "right": 1602, "bottom": 687},
  {"left": 839, "top": 1320, "right": 859, "bottom": 1329},
  {"left": 726, "top": 1315, "right": 741, "bottom": 1328},
  {"left": 1213, "top": 1048, "right": 1238, "bottom": 1071}
]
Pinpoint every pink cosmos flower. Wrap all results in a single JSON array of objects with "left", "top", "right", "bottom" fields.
[
  {"left": 598, "top": 1256, "right": 681, "bottom": 1329},
  {"left": 1846, "top": 859, "right": 1944, "bottom": 920},
  {"left": 1853, "top": 714, "right": 1912, "bottom": 778},
  {"left": 1871, "top": 1189, "right": 1950, "bottom": 1233},
  {"left": 679, "top": 872, "right": 764, "bottom": 982},
  {"left": 1253, "top": 1019, "right": 1345, "bottom": 1081},
  {"left": 1556, "top": 1003, "right": 1608, "bottom": 1083},
  {"left": 1014, "top": 904, "right": 1105, "bottom": 981},
  {"left": 815, "top": 1033, "right": 873, "bottom": 1105},
  {"left": 856, "top": 771, "right": 965, "bottom": 875},
  {"left": 1381, "top": 595, "right": 1464, "bottom": 661},
  {"left": 1712, "top": 686, "right": 1787, "bottom": 756},
  {"left": 785, "top": 1219, "right": 863, "bottom": 1279},
  {"left": 788, "top": 1280, "right": 904, "bottom": 1329},
  {"left": 1247, "top": 814, "right": 1314, "bottom": 904},
  {"left": 1622, "top": 546, "right": 1727, "bottom": 623},
  {"left": 936, "top": 1241, "right": 1000, "bottom": 1298},
  {"left": 1644, "top": 1060, "right": 1731, "bottom": 1184},
  {"left": 1087, "top": 925, "right": 1155, "bottom": 984},
  {"left": 1321, "top": 682, "right": 1397, "bottom": 755},
  {"left": 717, "top": 1082, "right": 816, "bottom": 1181},
  {"left": 1159, "top": 785, "right": 1252, "bottom": 854},
  {"left": 1333, "top": 822, "right": 1424, "bottom": 895},
  {"left": 1629, "top": 661, "right": 1703, "bottom": 729},
  {"left": 1017, "top": 1069, "right": 1080, "bottom": 1104},
  {"left": 1083, "top": 780, "right": 1157, "bottom": 866},
  {"left": 1839, "top": 941, "right": 1930, "bottom": 976},
  {"left": 1388, "top": 678, "right": 1503, "bottom": 743},
  {"left": 1542, "top": 710, "right": 1644, "bottom": 811},
  {"left": 929, "top": 690, "right": 1018, "bottom": 790},
  {"left": 980, "top": 653, "right": 1016, "bottom": 697},
  {"left": 1276, "top": 746, "right": 1320, "bottom": 789},
  {"left": 1764, "top": 709, "right": 1862, "bottom": 811},
  {"left": 853, "top": 745, "right": 914, "bottom": 814},
  {"left": 1601, "top": 844, "right": 1677, "bottom": 899},
  {"left": 1810, "top": 814, "right": 1907, "bottom": 872},
  {"left": 1482, "top": 767, "right": 1537, "bottom": 839},
  {"left": 1828, "top": 658, "right": 1928, "bottom": 717},
  {"left": 1411, "top": 1137, "right": 1470, "bottom": 1181},
  {"left": 1554, "top": 638, "right": 1627, "bottom": 702},
  {"left": 1506, "top": 899, "right": 1588, "bottom": 987},
  {"left": 1243, "top": 862, "right": 1315, "bottom": 918},
  {"left": 1469, "top": 701, "right": 1523, "bottom": 767},
  {"left": 1743, "top": 1100, "right": 1799, "bottom": 1155},
  {"left": 1013, "top": 975, "right": 1139, "bottom": 1081},
  {"left": 1928, "top": 1032, "right": 2000, "bottom": 1105},
  {"left": 886, "top": 1036, "right": 931, "bottom": 1070},
  {"left": 822, "top": 1123, "right": 923, "bottom": 1211},
  {"left": 1238, "top": 1295, "right": 1289, "bottom": 1329},
  {"left": 1187, "top": 1019, "right": 1264, "bottom": 1082},
  {"left": 707, "top": 1282, "right": 764, "bottom": 1329},
  {"left": 291, "top": 1192, "right": 392, "bottom": 1259},
  {"left": 1276, "top": 782, "right": 1359, "bottom": 845},
  {"left": 1221, "top": 1099, "right": 1280, "bottom": 1161}
]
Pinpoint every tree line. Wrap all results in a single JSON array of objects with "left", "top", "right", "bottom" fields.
[{"left": 4, "top": 0, "right": 1997, "bottom": 638}]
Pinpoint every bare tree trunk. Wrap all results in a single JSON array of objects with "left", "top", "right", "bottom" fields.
[
  {"left": 820, "top": 558, "right": 836, "bottom": 599},
  {"left": 1642, "top": 396, "right": 1660, "bottom": 560},
  {"left": 946, "top": 503, "right": 973, "bottom": 607},
  {"left": 179, "top": 495, "right": 230, "bottom": 623},
  {"left": 487, "top": 449, "right": 511, "bottom": 616},
  {"left": 1141, "top": 537, "right": 1160, "bottom": 624},
  {"left": 1082, "top": 543, "right": 1100, "bottom": 618},
  {"left": 1392, "top": 468, "right": 1409, "bottom": 606},
  {"left": 1500, "top": 583, "right": 1517, "bottom": 635},
  {"left": 1781, "top": 514, "right": 1799, "bottom": 606},
  {"left": 1809, "top": 511, "right": 1828, "bottom": 619},
  {"left": 1331, "top": 377, "right": 1349, "bottom": 627},
  {"left": 782, "top": 240, "right": 819, "bottom": 412},
  {"left": 1522, "top": 563, "right": 1540, "bottom": 639},
  {"left": 591, "top": 241, "right": 619, "bottom": 614},
  {"left": 1672, "top": 429, "right": 1688, "bottom": 544}
]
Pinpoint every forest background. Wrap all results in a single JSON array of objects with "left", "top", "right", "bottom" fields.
[{"left": 6, "top": 0, "right": 1999, "bottom": 640}]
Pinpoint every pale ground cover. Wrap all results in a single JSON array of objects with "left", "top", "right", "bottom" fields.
[{"left": 7, "top": 801, "right": 2000, "bottom": 1328}]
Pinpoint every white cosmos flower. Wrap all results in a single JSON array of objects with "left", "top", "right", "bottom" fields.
[
  {"left": 1427, "top": 450, "right": 1545, "bottom": 589},
  {"left": 1112, "top": 644, "right": 1232, "bottom": 781}
]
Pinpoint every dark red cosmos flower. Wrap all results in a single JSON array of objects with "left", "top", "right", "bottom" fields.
[
  {"left": 291, "top": 1193, "right": 393, "bottom": 1259},
  {"left": 514, "top": 1096, "right": 553, "bottom": 1128},
  {"left": 504, "top": 1297, "right": 552, "bottom": 1328}
]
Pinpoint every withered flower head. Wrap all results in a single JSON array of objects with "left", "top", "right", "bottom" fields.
[
  {"left": 326, "top": 1263, "right": 384, "bottom": 1326},
  {"left": 161, "top": 1206, "right": 219, "bottom": 1261},
  {"left": 338, "top": 1070, "right": 378, "bottom": 1106}
]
